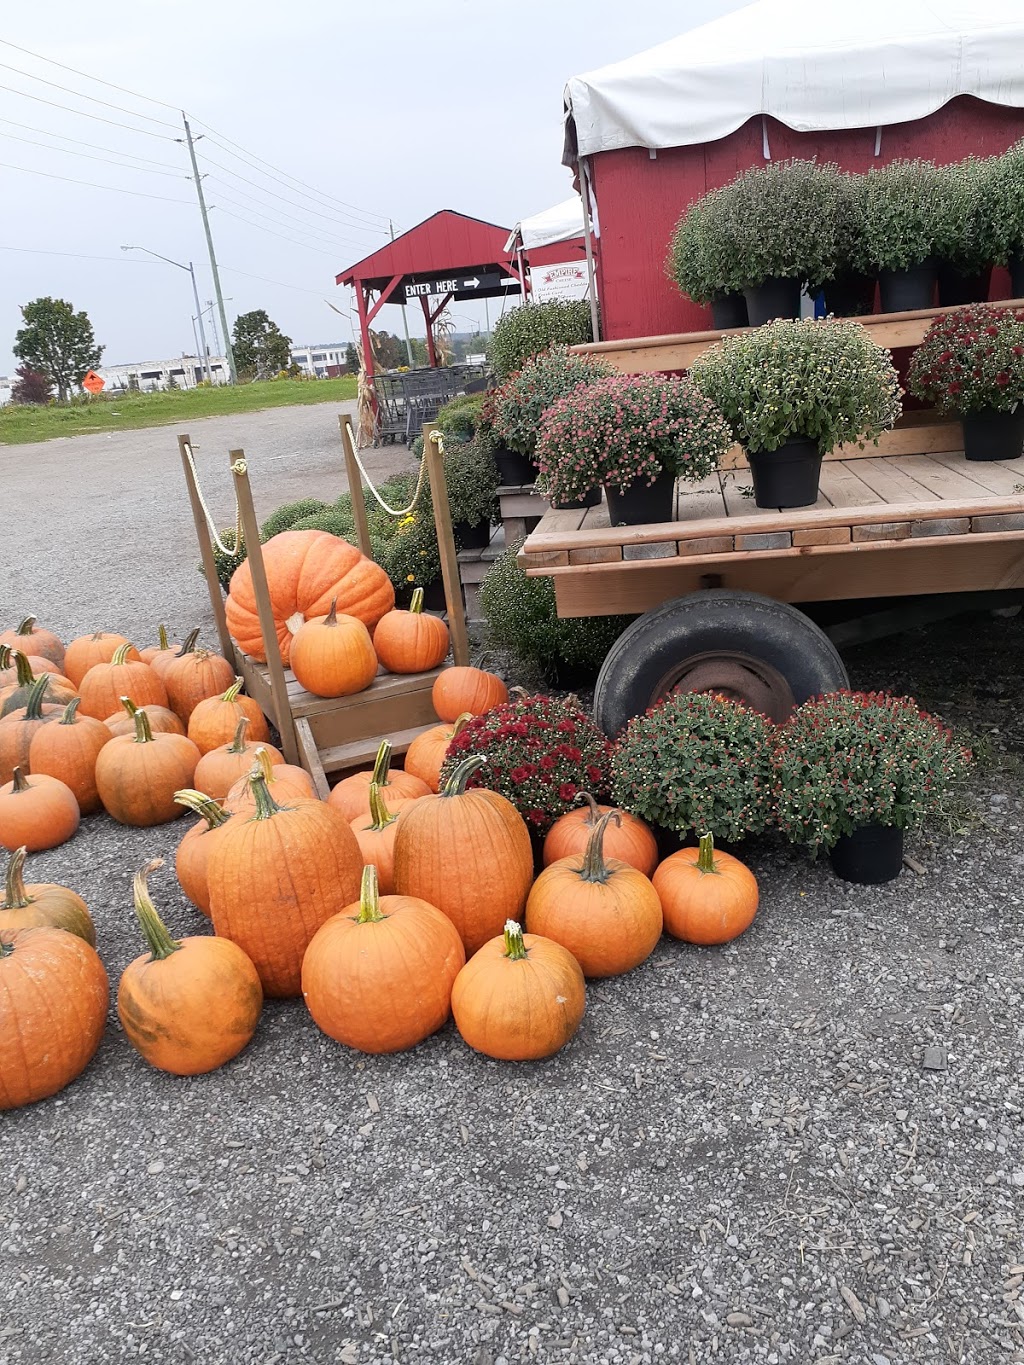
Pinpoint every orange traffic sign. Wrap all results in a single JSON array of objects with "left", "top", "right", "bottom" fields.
[{"left": 82, "top": 370, "right": 105, "bottom": 394}]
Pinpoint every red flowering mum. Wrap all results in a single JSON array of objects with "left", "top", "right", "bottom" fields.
[{"left": 908, "top": 304, "right": 1024, "bottom": 415}]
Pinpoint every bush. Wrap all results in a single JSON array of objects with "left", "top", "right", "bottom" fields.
[
  {"left": 489, "top": 346, "right": 614, "bottom": 458},
  {"left": 987, "top": 140, "right": 1024, "bottom": 266},
  {"left": 907, "top": 303, "right": 1024, "bottom": 416},
  {"left": 209, "top": 528, "right": 247, "bottom": 590},
  {"left": 489, "top": 300, "right": 593, "bottom": 382},
  {"left": 666, "top": 186, "right": 741, "bottom": 303},
  {"left": 443, "top": 438, "right": 499, "bottom": 530},
  {"left": 11, "top": 364, "right": 53, "bottom": 405},
  {"left": 260, "top": 498, "right": 330, "bottom": 540},
  {"left": 435, "top": 392, "right": 487, "bottom": 444},
  {"left": 480, "top": 542, "right": 633, "bottom": 687},
  {"left": 852, "top": 159, "right": 944, "bottom": 273},
  {"left": 290, "top": 507, "right": 358, "bottom": 538},
  {"left": 932, "top": 156, "right": 1002, "bottom": 273}
]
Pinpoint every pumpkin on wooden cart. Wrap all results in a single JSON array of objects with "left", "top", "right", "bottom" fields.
[
  {"left": 187, "top": 675, "right": 271, "bottom": 753},
  {"left": 431, "top": 666, "right": 508, "bottom": 723},
  {"left": 652, "top": 833, "right": 759, "bottom": 945},
  {"left": 28, "top": 697, "right": 111, "bottom": 815},
  {"left": 289, "top": 599, "right": 378, "bottom": 699},
  {"left": 373, "top": 587, "right": 450, "bottom": 674},
  {"left": 0, "top": 845, "right": 95, "bottom": 944},
  {"left": 403, "top": 713, "right": 473, "bottom": 794},
  {"left": 76, "top": 643, "right": 168, "bottom": 721},
  {"left": 0, "top": 678, "right": 64, "bottom": 785},
  {"left": 63, "top": 631, "right": 138, "bottom": 687},
  {"left": 0, "top": 616, "right": 65, "bottom": 670},
  {"left": 193, "top": 716, "right": 283, "bottom": 802},
  {"left": 0, "top": 768, "right": 79, "bottom": 852},
  {"left": 94, "top": 708, "right": 200, "bottom": 827},
  {"left": 543, "top": 792, "right": 658, "bottom": 876},
  {"left": 327, "top": 739, "right": 430, "bottom": 823}
]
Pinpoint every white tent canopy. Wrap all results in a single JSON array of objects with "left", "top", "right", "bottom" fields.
[
  {"left": 505, "top": 197, "right": 586, "bottom": 253},
  {"left": 563, "top": 0, "right": 1024, "bottom": 165}
]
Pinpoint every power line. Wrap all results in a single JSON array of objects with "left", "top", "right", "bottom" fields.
[
  {"left": 0, "top": 244, "right": 163, "bottom": 263},
  {"left": 211, "top": 205, "right": 342, "bottom": 260},
  {"left": 0, "top": 81, "right": 177, "bottom": 139},
  {"left": 0, "top": 159, "right": 192, "bottom": 203},
  {"left": 0, "top": 58, "right": 178, "bottom": 128},
  {"left": 204, "top": 177, "right": 373, "bottom": 253},
  {"left": 218, "top": 265, "right": 330, "bottom": 296},
  {"left": 0, "top": 115, "right": 184, "bottom": 170},
  {"left": 0, "top": 37, "right": 181, "bottom": 112},
  {"left": 0, "top": 128, "right": 188, "bottom": 178}
]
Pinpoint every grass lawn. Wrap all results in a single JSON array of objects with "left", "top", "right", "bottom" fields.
[{"left": 0, "top": 376, "right": 358, "bottom": 445}]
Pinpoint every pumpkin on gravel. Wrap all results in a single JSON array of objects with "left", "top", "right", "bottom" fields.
[
  {"left": 0, "top": 768, "right": 80, "bottom": 853},
  {"left": 187, "top": 676, "right": 270, "bottom": 753},
  {"left": 63, "top": 632, "right": 137, "bottom": 687},
  {"left": 0, "top": 650, "right": 77, "bottom": 717},
  {"left": 652, "top": 833, "right": 759, "bottom": 945},
  {"left": 289, "top": 599, "right": 378, "bottom": 699},
  {"left": 140, "top": 625, "right": 181, "bottom": 676},
  {"left": 94, "top": 709, "right": 200, "bottom": 827},
  {"left": 543, "top": 792, "right": 658, "bottom": 876},
  {"left": 0, "top": 645, "right": 63, "bottom": 685},
  {"left": 0, "top": 845, "right": 95, "bottom": 944},
  {"left": 431, "top": 666, "right": 507, "bottom": 722},
  {"left": 349, "top": 783, "right": 401, "bottom": 893},
  {"left": 77, "top": 644, "right": 167, "bottom": 721},
  {"left": 173, "top": 789, "right": 234, "bottom": 917},
  {"left": 373, "top": 587, "right": 450, "bottom": 674},
  {"left": 223, "top": 748, "right": 314, "bottom": 814},
  {"left": 0, "top": 617, "right": 65, "bottom": 670},
  {"left": 403, "top": 713, "right": 472, "bottom": 794},
  {"left": 225, "top": 529, "right": 394, "bottom": 664},
  {"left": 327, "top": 739, "right": 430, "bottom": 823},
  {"left": 162, "top": 631, "right": 236, "bottom": 723},
  {"left": 0, "top": 678, "right": 64, "bottom": 785},
  {"left": 28, "top": 697, "right": 111, "bottom": 815},
  {"left": 104, "top": 697, "right": 186, "bottom": 738},
  {"left": 193, "top": 717, "right": 283, "bottom": 801}
]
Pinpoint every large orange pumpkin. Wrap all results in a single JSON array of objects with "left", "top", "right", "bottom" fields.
[
  {"left": 118, "top": 859, "right": 262, "bottom": 1076},
  {"left": 431, "top": 666, "right": 508, "bottom": 723},
  {"left": 373, "top": 587, "right": 450, "bottom": 674},
  {"left": 0, "top": 768, "right": 80, "bottom": 855},
  {"left": 0, "top": 925, "right": 108, "bottom": 1109},
  {"left": 225, "top": 530, "right": 394, "bottom": 664},
  {"left": 451, "top": 919, "right": 586, "bottom": 1061},
  {"left": 0, "top": 845, "right": 95, "bottom": 944},
  {"left": 0, "top": 650, "right": 77, "bottom": 717},
  {"left": 162, "top": 639, "right": 236, "bottom": 724},
  {"left": 0, "top": 616, "right": 65, "bottom": 670},
  {"left": 206, "top": 769, "right": 363, "bottom": 997},
  {"left": 543, "top": 792, "right": 659, "bottom": 876},
  {"left": 186, "top": 676, "right": 270, "bottom": 754},
  {"left": 652, "top": 833, "right": 759, "bottom": 945},
  {"left": 302, "top": 864, "right": 465, "bottom": 1053},
  {"left": 393, "top": 755, "right": 534, "bottom": 954},
  {"left": 103, "top": 697, "right": 186, "bottom": 738},
  {"left": 289, "top": 599, "right": 378, "bottom": 698},
  {"left": 77, "top": 643, "right": 168, "bottom": 721},
  {"left": 94, "top": 709, "right": 200, "bottom": 826},
  {"left": 526, "top": 810, "right": 663, "bottom": 977},
  {"left": 173, "top": 788, "right": 235, "bottom": 917},
  {"left": 193, "top": 717, "right": 283, "bottom": 801},
  {"left": 63, "top": 632, "right": 138, "bottom": 687},
  {"left": 349, "top": 783, "right": 401, "bottom": 893},
  {"left": 223, "top": 747, "right": 315, "bottom": 813},
  {"left": 327, "top": 740, "right": 430, "bottom": 823},
  {"left": 0, "top": 678, "right": 63, "bottom": 785},
  {"left": 28, "top": 696, "right": 111, "bottom": 815},
  {"left": 403, "top": 713, "right": 472, "bottom": 793}
]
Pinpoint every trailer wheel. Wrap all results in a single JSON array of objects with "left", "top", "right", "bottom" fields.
[{"left": 594, "top": 590, "right": 849, "bottom": 738}]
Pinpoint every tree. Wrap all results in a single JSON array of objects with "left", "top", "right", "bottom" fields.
[
  {"left": 10, "top": 364, "right": 54, "bottom": 405},
  {"left": 13, "top": 297, "right": 103, "bottom": 402},
  {"left": 370, "top": 330, "right": 409, "bottom": 370},
  {"left": 232, "top": 309, "right": 292, "bottom": 380},
  {"left": 344, "top": 342, "right": 359, "bottom": 373}
]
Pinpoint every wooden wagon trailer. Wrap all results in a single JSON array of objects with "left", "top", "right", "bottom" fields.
[{"left": 519, "top": 302, "right": 1024, "bottom": 736}]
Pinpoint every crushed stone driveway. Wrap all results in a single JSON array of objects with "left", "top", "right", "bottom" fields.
[{"left": 2, "top": 405, "right": 1024, "bottom": 1364}]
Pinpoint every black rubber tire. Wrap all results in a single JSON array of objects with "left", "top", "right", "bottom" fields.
[{"left": 593, "top": 589, "right": 849, "bottom": 739}]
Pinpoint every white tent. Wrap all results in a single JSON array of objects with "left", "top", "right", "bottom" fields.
[
  {"left": 563, "top": 0, "right": 1024, "bottom": 164},
  {"left": 505, "top": 197, "right": 586, "bottom": 253}
]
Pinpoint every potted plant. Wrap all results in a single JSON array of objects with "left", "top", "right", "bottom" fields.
[
  {"left": 852, "top": 159, "right": 943, "bottom": 312},
  {"left": 908, "top": 303, "right": 1024, "bottom": 461},
  {"left": 772, "top": 691, "right": 971, "bottom": 884},
  {"left": 666, "top": 186, "right": 749, "bottom": 329},
  {"left": 441, "top": 437, "right": 499, "bottom": 549},
  {"left": 490, "top": 346, "right": 614, "bottom": 508},
  {"left": 932, "top": 156, "right": 998, "bottom": 306},
  {"left": 985, "top": 139, "right": 1024, "bottom": 298},
  {"left": 536, "top": 374, "right": 732, "bottom": 525},
  {"left": 819, "top": 172, "right": 877, "bottom": 318},
  {"left": 488, "top": 299, "right": 594, "bottom": 382},
  {"left": 689, "top": 317, "right": 901, "bottom": 508}
]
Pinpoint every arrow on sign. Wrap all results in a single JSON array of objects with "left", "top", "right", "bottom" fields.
[{"left": 463, "top": 277, "right": 480, "bottom": 288}]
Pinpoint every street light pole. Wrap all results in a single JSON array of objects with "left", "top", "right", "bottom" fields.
[{"left": 121, "top": 245, "right": 211, "bottom": 383}]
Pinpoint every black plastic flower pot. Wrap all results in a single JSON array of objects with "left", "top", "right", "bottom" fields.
[
  {"left": 821, "top": 271, "right": 877, "bottom": 318},
  {"left": 937, "top": 262, "right": 993, "bottom": 307},
  {"left": 494, "top": 444, "right": 538, "bottom": 487},
  {"left": 452, "top": 518, "right": 491, "bottom": 550},
  {"left": 604, "top": 469, "right": 676, "bottom": 526},
  {"left": 710, "top": 292, "right": 749, "bottom": 330},
  {"left": 742, "top": 277, "right": 802, "bottom": 326},
  {"left": 551, "top": 486, "right": 601, "bottom": 511},
  {"left": 420, "top": 578, "right": 448, "bottom": 611},
  {"left": 961, "top": 407, "right": 1024, "bottom": 462},
  {"left": 829, "top": 824, "right": 904, "bottom": 884},
  {"left": 878, "top": 262, "right": 936, "bottom": 313},
  {"left": 1011, "top": 255, "right": 1024, "bottom": 298},
  {"left": 746, "top": 438, "right": 823, "bottom": 509}
]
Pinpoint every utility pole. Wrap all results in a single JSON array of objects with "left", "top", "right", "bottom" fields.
[
  {"left": 181, "top": 114, "right": 237, "bottom": 383},
  {"left": 391, "top": 221, "right": 414, "bottom": 368},
  {"left": 205, "top": 300, "right": 222, "bottom": 357}
]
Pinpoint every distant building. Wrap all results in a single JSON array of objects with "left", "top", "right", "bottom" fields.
[
  {"left": 99, "top": 355, "right": 229, "bottom": 393},
  {"left": 290, "top": 343, "right": 350, "bottom": 378}
]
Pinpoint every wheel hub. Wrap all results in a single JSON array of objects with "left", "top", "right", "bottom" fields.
[{"left": 651, "top": 649, "right": 797, "bottom": 722}]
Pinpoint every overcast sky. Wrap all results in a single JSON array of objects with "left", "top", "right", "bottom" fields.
[{"left": 0, "top": 0, "right": 747, "bottom": 373}]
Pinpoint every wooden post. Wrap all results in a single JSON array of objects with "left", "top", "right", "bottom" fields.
[
  {"left": 178, "top": 432, "right": 236, "bottom": 661},
  {"left": 423, "top": 423, "right": 470, "bottom": 666},
  {"left": 339, "top": 412, "right": 373, "bottom": 558},
  {"left": 229, "top": 449, "right": 300, "bottom": 765}
]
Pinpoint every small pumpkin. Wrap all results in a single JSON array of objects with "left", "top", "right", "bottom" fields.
[
  {"left": 27, "top": 696, "right": 111, "bottom": 815},
  {"left": 162, "top": 632, "right": 236, "bottom": 723},
  {"left": 403, "top": 713, "right": 472, "bottom": 793},
  {"left": 0, "top": 925, "right": 108, "bottom": 1110},
  {"left": 0, "top": 616, "right": 65, "bottom": 670},
  {"left": 103, "top": 696, "right": 186, "bottom": 738},
  {"left": 0, "top": 768, "right": 80, "bottom": 853},
  {"left": 187, "top": 676, "right": 271, "bottom": 754},
  {"left": 543, "top": 792, "right": 659, "bottom": 876},
  {"left": 349, "top": 783, "right": 401, "bottom": 893},
  {"left": 0, "top": 845, "right": 95, "bottom": 944},
  {"left": 431, "top": 666, "right": 508, "bottom": 723},
  {"left": 63, "top": 631, "right": 138, "bottom": 687},
  {"left": 652, "top": 833, "right": 759, "bottom": 945},
  {"left": 193, "top": 716, "right": 283, "bottom": 801},
  {"left": 118, "top": 859, "right": 262, "bottom": 1076},
  {"left": 223, "top": 746, "right": 315, "bottom": 813},
  {"left": 302, "top": 864, "right": 465, "bottom": 1053},
  {"left": 526, "top": 810, "right": 663, "bottom": 978},
  {"left": 173, "top": 788, "right": 234, "bottom": 917},
  {"left": 140, "top": 624, "right": 181, "bottom": 676},
  {"left": 77, "top": 643, "right": 168, "bottom": 721},
  {"left": 451, "top": 919, "right": 585, "bottom": 1061},
  {"left": 0, "top": 645, "right": 62, "bottom": 685},
  {"left": 327, "top": 739, "right": 430, "bottom": 823},
  {"left": 0, "top": 678, "right": 64, "bottom": 784},
  {"left": 393, "top": 755, "right": 534, "bottom": 954},
  {"left": 94, "top": 708, "right": 201, "bottom": 826},
  {"left": 0, "top": 650, "right": 77, "bottom": 717},
  {"left": 373, "top": 587, "right": 450, "bottom": 674},
  {"left": 289, "top": 598, "right": 378, "bottom": 699}
]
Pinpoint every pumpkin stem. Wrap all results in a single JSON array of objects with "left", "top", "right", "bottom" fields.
[
  {"left": 15, "top": 616, "right": 37, "bottom": 636},
  {"left": 112, "top": 643, "right": 134, "bottom": 666},
  {"left": 409, "top": 587, "right": 425, "bottom": 615},
  {"left": 226, "top": 715, "right": 251, "bottom": 754},
  {"left": 441, "top": 754, "right": 487, "bottom": 797},
  {"left": 157, "top": 624, "right": 170, "bottom": 652},
  {"left": 0, "top": 645, "right": 10, "bottom": 670},
  {"left": 579, "top": 809, "right": 622, "bottom": 884},
  {"left": 249, "top": 767, "right": 286, "bottom": 820},
  {"left": 574, "top": 791, "right": 603, "bottom": 824},
  {"left": 22, "top": 675, "right": 51, "bottom": 721},
  {"left": 696, "top": 832, "right": 720, "bottom": 876},
  {"left": 222, "top": 676, "right": 244, "bottom": 704},
  {"left": 509, "top": 685, "right": 530, "bottom": 702},
  {"left": 10, "top": 768, "right": 30, "bottom": 794},
  {"left": 13, "top": 649, "right": 35, "bottom": 688},
  {"left": 324, "top": 598, "right": 339, "bottom": 627},
  {"left": 503, "top": 919, "right": 528, "bottom": 961},
  {"left": 3, "top": 846, "right": 31, "bottom": 909},
  {"left": 132, "top": 858, "right": 183, "bottom": 961},
  {"left": 251, "top": 747, "right": 277, "bottom": 785},
  {"left": 119, "top": 696, "right": 140, "bottom": 719},
  {"left": 60, "top": 696, "right": 82, "bottom": 725},
  {"left": 133, "top": 708, "right": 156, "bottom": 745},
  {"left": 370, "top": 740, "right": 392, "bottom": 787},
  {"left": 0, "top": 936, "right": 12, "bottom": 958},
  {"left": 356, "top": 864, "right": 386, "bottom": 923},
  {"left": 449, "top": 712, "right": 474, "bottom": 741},
  {"left": 174, "top": 789, "right": 232, "bottom": 828},
  {"left": 176, "top": 627, "right": 201, "bottom": 658},
  {"left": 366, "top": 782, "right": 398, "bottom": 832}
]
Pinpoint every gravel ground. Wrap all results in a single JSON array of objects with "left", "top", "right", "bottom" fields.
[{"left": 2, "top": 413, "right": 1024, "bottom": 1365}]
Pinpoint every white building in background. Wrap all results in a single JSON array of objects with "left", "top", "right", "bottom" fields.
[
  {"left": 290, "top": 343, "right": 350, "bottom": 378},
  {"left": 98, "top": 355, "right": 230, "bottom": 392}
]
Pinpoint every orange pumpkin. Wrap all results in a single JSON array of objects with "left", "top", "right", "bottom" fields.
[
  {"left": 652, "top": 833, "right": 759, "bottom": 945},
  {"left": 163, "top": 637, "right": 236, "bottom": 724},
  {"left": 173, "top": 788, "right": 235, "bottom": 917},
  {"left": 225, "top": 529, "right": 395, "bottom": 664},
  {"left": 63, "top": 632, "right": 138, "bottom": 687},
  {"left": 543, "top": 792, "right": 659, "bottom": 876},
  {"left": 0, "top": 768, "right": 80, "bottom": 852},
  {"left": 403, "top": 713, "right": 473, "bottom": 793},
  {"left": 526, "top": 810, "right": 662, "bottom": 978},
  {"left": 223, "top": 747, "right": 315, "bottom": 813},
  {"left": 118, "top": 859, "right": 262, "bottom": 1076},
  {"left": 373, "top": 587, "right": 450, "bottom": 674},
  {"left": 193, "top": 717, "right": 283, "bottom": 802},
  {"left": 327, "top": 740, "right": 430, "bottom": 823},
  {"left": 302, "top": 864, "right": 465, "bottom": 1053},
  {"left": 0, "top": 616, "right": 65, "bottom": 670},
  {"left": 0, "top": 678, "right": 64, "bottom": 785},
  {"left": 289, "top": 599, "right": 378, "bottom": 698},
  {"left": 0, "top": 650, "right": 77, "bottom": 717},
  {"left": 451, "top": 919, "right": 585, "bottom": 1061},
  {"left": 206, "top": 768, "right": 364, "bottom": 997},
  {"left": 103, "top": 696, "right": 186, "bottom": 738},
  {"left": 349, "top": 783, "right": 401, "bottom": 893},
  {"left": 0, "top": 845, "right": 95, "bottom": 944},
  {"left": 27, "top": 696, "right": 111, "bottom": 815},
  {"left": 393, "top": 755, "right": 534, "bottom": 954},
  {"left": 187, "top": 676, "right": 270, "bottom": 754},
  {"left": 77, "top": 643, "right": 168, "bottom": 721},
  {"left": 0, "top": 645, "right": 62, "bottom": 685},
  {"left": 0, "top": 925, "right": 108, "bottom": 1110},
  {"left": 140, "top": 624, "right": 180, "bottom": 675},
  {"left": 431, "top": 666, "right": 508, "bottom": 723},
  {"left": 94, "top": 709, "right": 200, "bottom": 826}
]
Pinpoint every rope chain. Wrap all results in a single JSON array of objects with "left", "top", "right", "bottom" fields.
[
  {"left": 345, "top": 429, "right": 439, "bottom": 519},
  {"left": 183, "top": 441, "right": 243, "bottom": 556}
]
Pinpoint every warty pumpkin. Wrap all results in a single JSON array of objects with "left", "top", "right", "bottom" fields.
[
  {"left": 118, "top": 859, "right": 262, "bottom": 1076},
  {"left": 223, "top": 747, "right": 315, "bottom": 813},
  {"left": 27, "top": 696, "right": 111, "bottom": 815},
  {"left": 162, "top": 633, "right": 236, "bottom": 723},
  {"left": 526, "top": 810, "right": 663, "bottom": 978},
  {"left": 327, "top": 739, "right": 430, "bottom": 823},
  {"left": 77, "top": 643, "right": 168, "bottom": 721},
  {"left": 652, "top": 833, "right": 759, "bottom": 945},
  {"left": 373, "top": 587, "right": 450, "bottom": 674},
  {"left": 186, "top": 676, "right": 270, "bottom": 753},
  {"left": 431, "top": 666, "right": 508, "bottom": 723},
  {"left": 0, "top": 678, "right": 64, "bottom": 785},
  {"left": 0, "top": 616, "right": 65, "bottom": 670},
  {"left": 403, "top": 713, "right": 472, "bottom": 793},
  {"left": 543, "top": 792, "right": 659, "bottom": 876},
  {"left": 0, "top": 845, "right": 95, "bottom": 944},
  {"left": 140, "top": 624, "right": 181, "bottom": 676},
  {"left": 393, "top": 754, "right": 534, "bottom": 954},
  {"left": 451, "top": 919, "right": 585, "bottom": 1061},
  {"left": 289, "top": 599, "right": 378, "bottom": 699},
  {"left": 173, "top": 788, "right": 234, "bottom": 916},
  {"left": 103, "top": 696, "right": 186, "bottom": 738},
  {"left": 63, "top": 631, "right": 137, "bottom": 687},
  {"left": 206, "top": 768, "right": 363, "bottom": 997},
  {"left": 0, "top": 768, "right": 80, "bottom": 854},
  {"left": 0, "top": 650, "right": 77, "bottom": 717},
  {"left": 0, "top": 925, "right": 108, "bottom": 1109},
  {"left": 94, "top": 708, "right": 200, "bottom": 826},
  {"left": 225, "top": 529, "right": 394, "bottom": 664},
  {"left": 193, "top": 716, "right": 283, "bottom": 801},
  {"left": 349, "top": 783, "right": 401, "bottom": 893}
]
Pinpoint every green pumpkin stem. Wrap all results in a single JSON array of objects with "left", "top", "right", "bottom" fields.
[
  {"left": 574, "top": 790, "right": 603, "bottom": 824},
  {"left": 3, "top": 846, "right": 31, "bottom": 909},
  {"left": 112, "top": 643, "right": 134, "bottom": 666},
  {"left": 173, "top": 789, "right": 232, "bottom": 829},
  {"left": 449, "top": 712, "right": 473, "bottom": 740},
  {"left": 119, "top": 696, "right": 140, "bottom": 719},
  {"left": 356, "top": 864, "right": 386, "bottom": 923},
  {"left": 13, "top": 649, "right": 34, "bottom": 688},
  {"left": 157, "top": 624, "right": 170, "bottom": 652},
  {"left": 132, "top": 858, "right": 182, "bottom": 961},
  {"left": 370, "top": 740, "right": 392, "bottom": 786},
  {"left": 177, "top": 627, "right": 201, "bottom": 658},
  {"left": 60, "top": 696, "right": 82, "bottom": 725},
  {"left": 324, "top": 598, "right": 339, "bottom": 627},
  {"left": 15, "top": 616, "right": 37, "bottom": 636},
  {"left": 223, "top": 676, "right": 244, "bottom": 703},
  {"left": 367, "top": 782, "right": 397, "bottom": 832},
  {"left": 579, "top": 809, "right": 621, "bottom": 884},
  {"left": 696, "top": 832, "right": 719, "bottom": 875},
  {"left": 133, "top": 708, "right": 156, "bottom": 745},
  {"left": 249, "top": 767, "right": 286, "bottom": 820},
  {"left": 441, "top": 754, "right": 487, "bottom": 797},
  {"left": 226, "top": 715, "right": 250, "bottom": 754},
  {"left": 251, "top": 747, "right": 277, "bottom": 785},
  {"left": 10, "top": 768, "right": 30, "bottom": 794},
  {"left": 409, "top": 587, "right": 425, "bottom": 615},
  {"left": 0, "top": 645, "right": 10, "bottom": 671},
  {"left": 503, "top": 919, "right": 528, "bottom": 961},
  {"left": 22, "top": 675, "right": 52, "bottom": 720}
]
